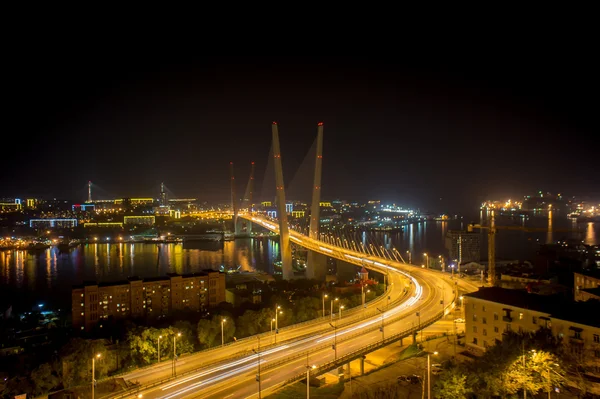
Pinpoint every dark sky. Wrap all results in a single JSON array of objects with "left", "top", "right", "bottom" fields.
[{"left": 4, "top": 52, "right": 598, "bottom": 213}]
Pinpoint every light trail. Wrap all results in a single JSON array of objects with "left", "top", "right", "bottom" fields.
[{"left": 144, "top": 214, "right": 449, "bottom": 399}]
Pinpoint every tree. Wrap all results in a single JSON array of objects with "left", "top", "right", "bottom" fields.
[
  {"left": 293, "top": 297, "right": 320, "bottom": 323},
  {"left": 197, "top": 318, "right": 219, "bottom": 348},
  {"left": 127, "top": 326, "right": 160, "bottom": 366},
  {"left": 433, "top": 368, "right": 472, "bottom": 399},
  {"left": 1, "top": 376, "right": 34, "bottom": 399},
  {"left": 173, "top": 320, "right": 195, "bottom": 354},
  {"left": 30, "top": 362, "right": 61, "bottom": 396},
  {"left": 59, "top": 338, "right": 109, "bottom": 388}
]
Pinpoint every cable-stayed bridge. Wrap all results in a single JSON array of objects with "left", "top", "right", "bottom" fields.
[{"left": 114, "top": 122, "right": 480, "bottom": 399}]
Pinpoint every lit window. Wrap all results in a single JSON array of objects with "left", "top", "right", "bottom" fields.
[
  {"left": 519, "top": 313, "right": 524, "bottom": 320},
  {"left": 81, "top": 312, "right": 84, "bottom": 316},
  {"left": 81, "top": 293, "right": 84, "bottom": 297}
]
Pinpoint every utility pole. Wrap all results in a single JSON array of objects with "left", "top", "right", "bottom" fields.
[
  {"left": 329, "top": 322, "right": 337, "bottom": 360},
  {"left": 252, "top": 337, "right": 262, "bottom": 399}
]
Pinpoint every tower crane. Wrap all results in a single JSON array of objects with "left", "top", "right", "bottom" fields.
[{"left": 468, "top": 210, "right": 577, "bottom": 286}]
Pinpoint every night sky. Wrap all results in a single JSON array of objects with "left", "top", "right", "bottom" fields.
[{"left": 4, "top": 53, "right": 598, "bottom": 213}]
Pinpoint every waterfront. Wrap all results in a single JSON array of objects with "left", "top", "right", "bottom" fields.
[{"left": 0, "top": 214, "right": 597, "bottom": 312}]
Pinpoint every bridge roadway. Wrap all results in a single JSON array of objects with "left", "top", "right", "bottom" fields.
[{"left": 118, "top": 214, "right": 477, "bottom": 399}]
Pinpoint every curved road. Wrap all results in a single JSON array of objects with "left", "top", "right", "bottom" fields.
[{"left": 117, "top": 214, "right": 479, "bottom": 399}]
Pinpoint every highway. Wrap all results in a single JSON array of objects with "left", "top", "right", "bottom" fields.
[{"left": 116, "top": 214, "right": 480, "bottom": 399}]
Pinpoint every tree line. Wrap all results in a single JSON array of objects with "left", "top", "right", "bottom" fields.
[{"left": 1, "top": 283, "right": 384, "bottom": 398}]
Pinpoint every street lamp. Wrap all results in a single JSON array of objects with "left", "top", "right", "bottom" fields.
[
  {"left": 275, "top": 305, "right": 283, "bottom": 344},
  {"left": 306, "top": 364, "right": 316, "bottom": 398},
  {"left": 406, "top": 250, "right": 412, "bottom": 264},
  {"left": 91, "top": 353, "right": 101, "bottom": 399},
  {"left": 329, "top": 322, "right": 337, "bottom": 360},
  {"left": 270, "top": 318, "right": 275, "bottom": 343},
  {"left": 339, "top": 305, "right": 345, "bottom": 320},
  {"left": 416, "top": 311, "right": 422, "bottom": 344},
  {"left": 376, "top": 307, "right": 384, "bottom": 341},
  {"left": 172, "top": 332, "right": 181, "bottom": 377},
  {"left": 423, "top": 253, "right": 428, "bottom": 269},
  {"left": 157, "top": 335, "right": 162, "bottom": 363},
  {"left": 427, "top": 351, "right": 438, "bottom": 399},
  {"left": 252, "top": 337, "right": 262, "bottom": 399},
  {"left": 330, "top": 297, "right": 338, "bottom": 321},
  {"left": 221, "top": 318, "right": 226, "bottom": 347},
  {"left": 322, "top": 293, "right": 328, "bottom": 318}
]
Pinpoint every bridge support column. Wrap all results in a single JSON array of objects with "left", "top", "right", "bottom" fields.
[
  {"left": 345, "top": 363, "right": 350, "bottom": 375},
  {"left": 307, "top": 250, "right": 327, "bottom": 280},
  {"left": 360, "top": 356, "right": 365, "bottom": 375},
  {"left": 272, "top": 122, "right": 293, "bottom": 280},
  {"left": 412, "top": 332, "right": 417, "bottom": 344}
]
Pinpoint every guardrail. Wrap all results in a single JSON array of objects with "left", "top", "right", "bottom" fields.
[
  {"left": 102, "top": 281, "right": 400, "bottom": 381},
  {"left": 260, "top": 291, "right": 455, "bottom": 375},
  {"left": 275, "top": 299, "right": 455, "bottom": 392},
  {"left": 98, "top": 286, "right": 413, "bottom": 399}
]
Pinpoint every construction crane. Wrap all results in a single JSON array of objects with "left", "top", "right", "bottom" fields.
[{"left": 468, "top": 209, "right": 576, "bottom": 286}]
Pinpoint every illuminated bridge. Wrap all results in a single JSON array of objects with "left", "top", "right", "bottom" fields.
[{"left": 115, "top": 122, "right": 479, "bottom": 399}]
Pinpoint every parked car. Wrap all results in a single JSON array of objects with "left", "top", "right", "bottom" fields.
[{"left": 398, "top": 374, "right": 422, "bottom": 385}]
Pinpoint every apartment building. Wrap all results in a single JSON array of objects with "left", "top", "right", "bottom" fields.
[
  {"left": 464, "top": 287, "right": 600, "bottom": 390},
  {"left": 445, "top": 230, "right": 481, "bottom": 264},
  {"left": 72, "top": 270, "right": 225, "bottom": 331},
  {"left": 574, "top": 271, "right": 600, "bottom": 302}
]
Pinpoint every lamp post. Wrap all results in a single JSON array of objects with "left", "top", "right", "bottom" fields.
[
  {"left": 306, "top": 364, "right": 316, "bottom": 398},
  {"left": 221, "top": 318, "right": 226, "bottom": 347},
  {"left": 322, "top": 293, "right": 328, "bottom": 318},
  {"left": 361, "top": 284, "right": 365, "bottom": 309},
  {"left": 330, "top": 297, "right": 338, "bottom": 321},
  {"left": 377, "top": 307, "right": 384, "bottom": 341},
  {"left": 91, "top": 353, "right": 101, "bottom": 399},
  {"left": 252, "top": 337, "right": 262, "bottom": 399},
  {"left": 172, "top": 332, "right": 181, "bottom": 377},
  {"left": 270, "top": 318, "right": 275, "bottom": 344},
  {"left": 275, "top": 305, "right": 282, "bottom": 344},
  {"left": 427, "top": 351, "right": 438, "bottom": 399},
  {"left": 339, "top": 304, "right": 344, "bottom": 321},
  {"left": 423, "top": 253, "right": 429, "bottom": 269},
  {"left": 406, "top": 250, "right": 412, "bottom": 264},
  {"left": 157, "top": 335, "right": 162, "bottom": 363},
  {"left": 416, "top": 311, "right": 422, "bottom": 344},
  {"left": 329, "top": 322, "right": 337, "bottom": 360},
  {"left": 459, "top": 296, "right": 464, "bottom": 318}
]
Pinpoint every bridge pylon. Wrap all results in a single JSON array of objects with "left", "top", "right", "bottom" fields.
[
  {"left": 272, "top": 122, "right": 293, "bottom": 280},
  {"left": 307, "top": 122, "right": 327, "bottom": 280}
]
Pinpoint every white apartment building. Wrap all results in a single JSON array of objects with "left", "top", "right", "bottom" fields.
[{"left": 464, "top": 287, "right": 600, "bottom": 391}]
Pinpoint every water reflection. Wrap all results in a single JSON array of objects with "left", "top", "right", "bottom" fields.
[
  {"left": 0, "top": 218, "right": 598, "bottom": 311},
  {"left": 585, "top": 222, "right": 596, "bottom": 246}
]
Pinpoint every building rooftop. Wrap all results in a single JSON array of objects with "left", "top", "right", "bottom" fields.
[
  {"left": 582, "top": 287, "right": 600, "bottom": 298},
  {"left": 465, "top": 287, "right": 600, "bottom": 328},
  {"left": 576, "top": 269, "right": 600, "bottom": 280}
]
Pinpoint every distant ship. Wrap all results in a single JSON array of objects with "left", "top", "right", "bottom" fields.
[{"left": 223, "top": 232, "right": 235, "bottom": 241}]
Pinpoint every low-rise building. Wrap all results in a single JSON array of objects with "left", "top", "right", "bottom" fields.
[
  {"left": 464, "top": 287, "right": 600, "bottom": 391},
  {"left": 575, "top": 271, "right": 600, "bottom": 301},
  {"left": 72, "top": 270, "right": 225, "bottom": 331}
]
